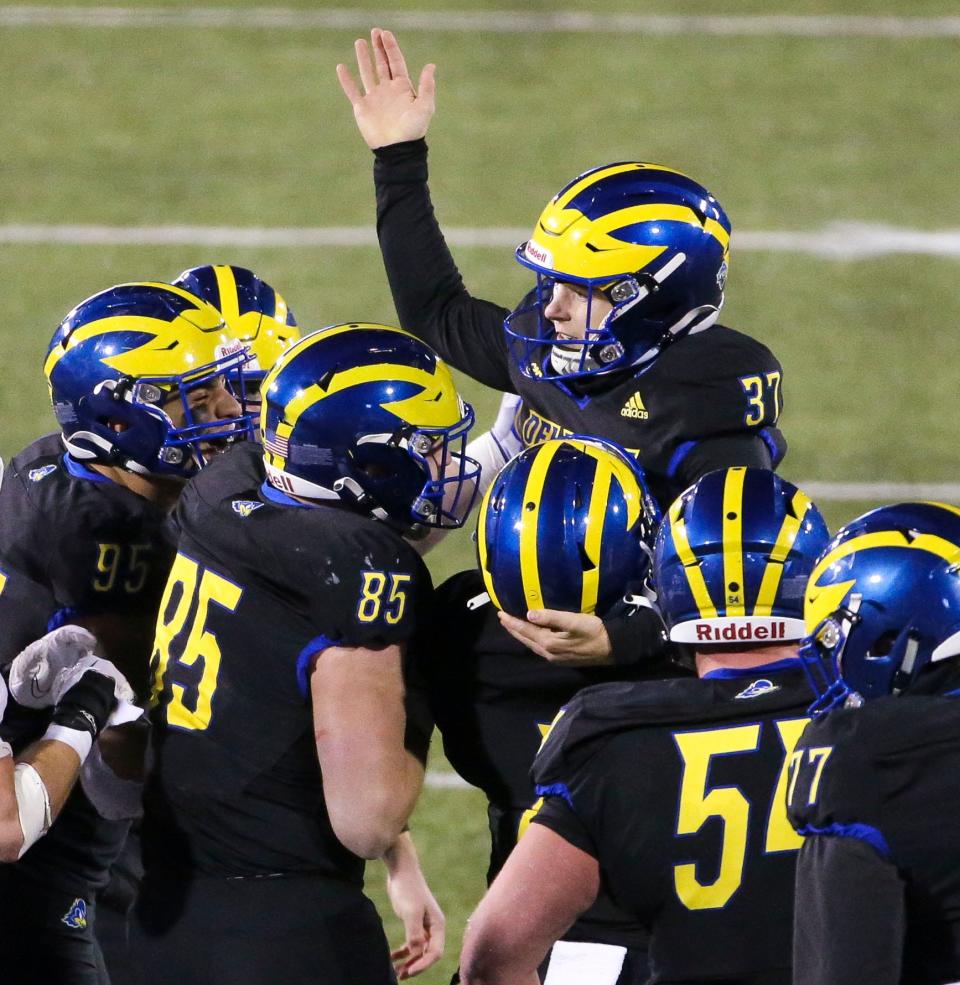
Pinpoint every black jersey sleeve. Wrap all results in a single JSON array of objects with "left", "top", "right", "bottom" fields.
[
  {"left": 0, "top": 455, "right": 55, "bottom": 587},
  {"left": 305, "top": 521, "right": 432, "bottom": 651},
  {"left": 1, "top": 441, "right": 175, "bottom": 626},
  {"left": 645, "top": 327, "right": 788, "bottom": 483},
  {"left": 786, "top": 711, "right": 882, "bottom": 839},
  {"left": 373, "top": 140, "right": 514, "bottom": 391},
  {"left": 531, "top": 788, "right": 599, "bottom": 859},
  {"left": 529, "top": 692, "right": 645, "bottom": 857},
  {"left": 793, "top": 834, "right": 905, "bottom": 985},
  {"left": 672, "top": 430, "right": 776, "bottom": 490},
  {"left": 0, "top": 566, "right": 56, "bottom": 665}
]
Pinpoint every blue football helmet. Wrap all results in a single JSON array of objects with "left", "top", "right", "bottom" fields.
[
  {"left": 477, "top": 436, "right": 659, "bottom": 618},
  {"left": 800, "top": 502, "right": 960, "bottom": 716},
  {"left": 172, "top": 265, "right": 299, "bottom": 398},
  {"left": 44, "top": 282, "right": 254, "bottom": 478},
  {"left": 654, "top": 468, "right": 830, "bottom": 645},
  {"left": 260, "top": 323, "right": 480, "bottom": 530},
  {"left": 504, "top": 162, "right": 731, "bottom": 382}
]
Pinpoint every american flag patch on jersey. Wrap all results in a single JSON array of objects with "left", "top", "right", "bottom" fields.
[{"left": 264, "top": 433, "right": 289, "bottom": 458}]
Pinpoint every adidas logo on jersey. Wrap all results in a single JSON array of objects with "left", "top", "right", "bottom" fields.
[{"left": 620, "top": 391, "right": 648, "bottom": 419}]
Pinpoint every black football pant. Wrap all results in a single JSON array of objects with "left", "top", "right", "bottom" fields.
[
  {"left": 0, "top": 867, "right": 108, "bottom": 985},
  {"left": 130, "top": 870, "right": 396, "bottom": 985}
]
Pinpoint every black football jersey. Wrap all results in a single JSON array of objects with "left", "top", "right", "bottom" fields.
[
  {"left": 421, "top": 570, "right": 678, "bottom": 947},
  {"left": 788, "top": 688, "right": 960, "bottom": 985},
  {"left": 532, "top": 668, "right": 813, "bottom": 984},
  {"left": 143, "top": 443, "right": 433, "bottom": 880},
  {"left": 0, "top": 433, "right": 176, "bottom": 670},
  {"left": 0, "top": 433, "right": 177, "bottom": 893},
  {"left": 374, "top": 140, "right": 786, "bottom": 509}
]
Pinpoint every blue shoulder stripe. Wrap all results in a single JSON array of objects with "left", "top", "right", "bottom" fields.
[
  {"left": 798, "top": 821, "right": 892, "bottom": 861},
  {"left": 295, "top": 634, "right": 340, "bottom": 699},
  {"left": 534, "top": 782, "right": 575, "bottom": 810}
]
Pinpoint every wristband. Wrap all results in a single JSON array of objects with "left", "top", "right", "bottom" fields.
[
  {"left": 42, "top": 724, "right": 93, "bottom": 764},
  {"left": 52, "top": 670, "right": 118, "bottom": 738}
]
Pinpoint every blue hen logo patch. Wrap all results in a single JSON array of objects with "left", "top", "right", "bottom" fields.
[
  {"left": 61, "top": 897, "right": 88, "bottom": 930},
  {"left": 231, "top": 500, "right": 264, "bottom": 518},
  {"left": 734, "top": 679, "right": 780, "bottom": 700},
  {"left": 28, "top": 464, "right": 57, "bottom": 482}
]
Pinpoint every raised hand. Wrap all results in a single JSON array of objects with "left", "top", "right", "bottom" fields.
[{"left": 337, "top": 28, "right": 436, "bottom": 149}]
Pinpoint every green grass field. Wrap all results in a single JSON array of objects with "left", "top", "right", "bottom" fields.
[{"left": 2, "top": 3, "right": 959, "bottom": 980}]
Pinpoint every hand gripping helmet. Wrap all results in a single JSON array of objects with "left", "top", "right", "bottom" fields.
[
  {"left": 44, "top": 282, "right": 254, "bottom": 478},
  {"left": 477, "top": 436, "right": 660, "bottom": 618},
  {"left": 260, "top": 323, "right": 480, "bottom": 530},
  {"left": 800, "top": 502, "right": 960, "bottom": 716},
  {"left": 654, "top": 468, "right": 830, "bottom": 646},
  {"left": 172, "top": 265, "right": 300, "bottom": 395},
  {"left": 505, "top": 162, "right": 731, "bottom": 382}
]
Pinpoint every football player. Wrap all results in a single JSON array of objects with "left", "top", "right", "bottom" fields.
[
  {"left": 133, "top": 324, "right": 479, "bottom": 985},
  {"left": 424, "top": 436, "right": 671, "bottom": 984},
  {"left": 0, "top": 282, "right": 253, "bottom": 983},
  {"left": 172, "top": 263, "right": 300, "bottom": 411},
  {"left": 0, "top": 632, "right": 139, "bottom": 862},
  {"left": 460, "top": 468, "right": 830, "bottom": 985},
  {"left": 336, "top": 29, "right": 786, "bottom": 516},
  {"left": 788, "top": 502, "right": 960, "bottom": 985}
]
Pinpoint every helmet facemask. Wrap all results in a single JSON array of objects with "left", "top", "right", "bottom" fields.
[
  {"left": 798, "top": 596, "right": 867, "bottom": 717},
  {"left": 505, "top": 247, "right": 721, "bottom": 383},
  {"left": 347, "top": 404, "right": 481, "bottom": 531},
  {"left": 64, "top": 349, "right": 254, "bottom": 478}
]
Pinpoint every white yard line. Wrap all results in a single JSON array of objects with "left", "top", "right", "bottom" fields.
[
  {"left": 3, "top": 221, "right": 960, "bottom": 259},
  {"left": 1, "top": 8, "right": 960, "bottom": 37},
  {"left": 795, "top": 482, "right": 960, "bottom": 502}
]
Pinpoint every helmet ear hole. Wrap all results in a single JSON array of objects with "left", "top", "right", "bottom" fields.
[{"left": 868, "top": 630, "right": 900, "bottom": 659}]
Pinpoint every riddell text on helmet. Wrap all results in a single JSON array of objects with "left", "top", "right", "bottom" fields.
[{"left": 695, "top": 621, "right": 787, "bottom": 642}]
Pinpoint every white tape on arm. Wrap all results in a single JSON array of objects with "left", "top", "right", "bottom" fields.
[{"left": 14, "top": 763, "right": 52, "bottom": 857}]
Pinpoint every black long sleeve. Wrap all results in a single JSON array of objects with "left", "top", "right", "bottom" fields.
[
  {"left": 373, "top": 139, "right": 514, "bottom": 391},
  {"left": 793, "top": 835, "right": 906, "bottom": 985}
]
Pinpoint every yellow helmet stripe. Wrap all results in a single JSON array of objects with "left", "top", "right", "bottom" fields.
[
  {"left": 809, "top": 529, "right": 960, "bottom": 589},
  {"left": 43, "top": 342, "right": 66, "bottom": 380},
  {"left": 570, "top": 439, "right": 643, "bottom": 528},
  {"left": 261, "top": 324, "right": 456, "bottom": 455},
  {"left": 669, "top": 499, "right": 718, "bottom": 618},
  {"left": 213, "top": 265, "right": 242, "bottom": 324},
  {"left": 580, "top": 453, "right": 611, "bottom": 614},
  {"left": 260, "top": 323, "right": 363, "bottom": 398},
  {"left": 753, "top": 488, "right": 811, "bottom": 617},
  {"left": 587, "top": 204, "right": 730, "bottom": 253},
  {"left": 554, "top": 163, "right": 690, "bottom": 210},
  {"left": 519, "top": 441, "right": 563, "bottom": 613},
  {"left": 722, "top": 468, "right": 747, "bottom": 616},
  {"left": 477, "top": 480, "right": 504, "bottom": 611}
]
